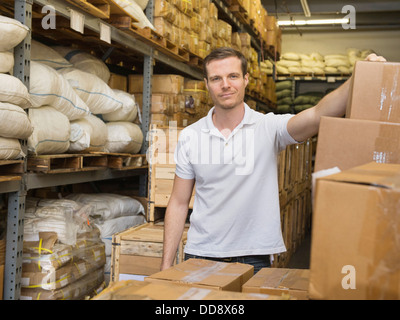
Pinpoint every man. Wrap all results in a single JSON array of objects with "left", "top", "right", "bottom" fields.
[{"left": 161, "top": 47, "right": 386, "bottom": 273}]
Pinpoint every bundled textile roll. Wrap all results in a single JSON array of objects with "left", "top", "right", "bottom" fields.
[{"left": 0, "top": 15, "right": 29, "bottom": 51}]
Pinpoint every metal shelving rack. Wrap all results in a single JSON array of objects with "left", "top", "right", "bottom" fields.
[{"left": 2, "top": 0, "right": 273, "bottom": 299}]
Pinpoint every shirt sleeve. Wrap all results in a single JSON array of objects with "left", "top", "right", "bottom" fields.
[
  {"left": 174, "top": 129, "right": 195, "bottom": 180},
  {"left": 265, "top": 113, "right": 299, "bottom": 152}
]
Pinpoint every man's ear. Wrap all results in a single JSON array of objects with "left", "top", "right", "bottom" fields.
[
  {"left": 244, "top": 73, "right": 249, "bottom": 87},
  {"left": 204, "top": 77, "right": 209, "bottom": 90}
]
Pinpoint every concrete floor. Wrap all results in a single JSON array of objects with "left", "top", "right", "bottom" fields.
[{"left": 286, "top": 232, "right": 311, "bottom": 269}]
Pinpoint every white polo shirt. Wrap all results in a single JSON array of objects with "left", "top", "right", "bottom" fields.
[{"left": 175, "top": 103, "right": 298, "bottom": 257}]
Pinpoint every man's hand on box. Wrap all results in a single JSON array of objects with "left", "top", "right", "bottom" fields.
[{"left": 365, "top": 53, "right": 387, "bottom": 62}]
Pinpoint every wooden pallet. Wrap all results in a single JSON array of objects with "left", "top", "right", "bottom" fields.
[
  {"left": 188, "top": 52, "right": 204, "bottom": 70},
  {"left": 0, "top": 160, "right": 24, "bottom": 175},
  {"left": 107, "top": 153, "right": 148, "bottom": 170},
  {"left": 229, "top": 2, "right": 250, "bottom": 26},
  {"left": 65, "top": 0, "right": 110, "bottom": 19},
  {"left": 27, "top": 153, "right": 108, "bottom": 174}
]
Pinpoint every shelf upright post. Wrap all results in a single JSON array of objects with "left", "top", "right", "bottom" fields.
[
  {"left": 139, "top": 0, "right": 154, "bottom": 197},
  {"left": 3, "top": 0, "right": 32, "bottom": 300}
]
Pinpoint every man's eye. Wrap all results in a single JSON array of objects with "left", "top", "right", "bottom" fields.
[{"left": 230, "top": 74, "right": 239, "bottom": 79}]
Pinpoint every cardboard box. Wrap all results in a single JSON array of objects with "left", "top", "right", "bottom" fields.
[
  {"left": 145, "top": 259, "right": 254, "bottom": 292},
  {"left": 93, "top": 279, "right": 288, "bottom": 300},
  {"left": 310, "top": 162, "right": 400, "bottom": 300},
  {"left": 128, "top": 74, "right": 184, "bottom": 94},
  {"left": 346, "top": 61, "right": 400, "bottom": 123},
  {"left": 314, "top": 116, "right": 400, "bottom": 172},
  {"left": 242, "top": 268, "right": 309, "bottom": 300}
]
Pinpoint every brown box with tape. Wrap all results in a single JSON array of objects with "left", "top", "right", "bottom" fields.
[
  {"left": 346, "top": 61, "right": 400, "bottom": 123},
  {"left": 145, "top": 258, "right": 254, "bottom": 292},
  {"left": 314, "top": 116, "right": 400, "bottom": 172},
  {"left": 310, "top": 162, "right": 400, "bottom": 299},
  {"left": 242, "top": 268, "right": 310, "bottom": 300}
]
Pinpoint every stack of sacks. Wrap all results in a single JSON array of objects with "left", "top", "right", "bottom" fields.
[
  {"left": 31, "top": 40, "right": 73, "bottom": 69},
  {"left": 21, "top": 198, "right": 106, "bottom": 300},
  {"left": 0, "top": 15, "right": 32, "bottom": 160},
  {"left": 277, "top": 52, "right": 326, "bottom": 74},
  {"left": 260, "top": 60, "right": 273, "bottom": 75},
  {"left": 275, "top": 80, "right": 293, "bottom": 114},
  {"left": 65, "top": 193, "right": 146, "bottom": 284},
  {"left": 323, "top": 54, "right": 351, "bottom": 74},
  {"left": 293, "top": 92, "right": 324, "bottom": 113}
]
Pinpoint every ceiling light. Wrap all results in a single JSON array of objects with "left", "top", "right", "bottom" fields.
[
  {"left": 278, "top": 18, "right": 350, "bottom": 26},
  {"left": 300, "top": 0, "right": 311, "bottom": 17}
]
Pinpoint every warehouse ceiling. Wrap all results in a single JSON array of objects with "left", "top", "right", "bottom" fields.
[{"left": 262, "top": 0, "right": 400, "bottom": 32}]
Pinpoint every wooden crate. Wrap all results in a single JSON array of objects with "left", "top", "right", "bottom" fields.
[
  {"left": 147, "top": 125, "right": 194, "bottom": 222},
  {"left": 110, "top": 223, "right": 187, "bottom": 282}
]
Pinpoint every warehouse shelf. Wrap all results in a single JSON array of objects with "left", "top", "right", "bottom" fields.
[{"left": 1, "top": 0, "right": 281, "bottom": 300}]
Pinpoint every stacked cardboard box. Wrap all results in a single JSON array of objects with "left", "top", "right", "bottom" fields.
[
  {"left": 130, "top": 74, "right": 211, "bottom": 127},
  {"left": 310, "top": 61, "right": 400, "bottom": 299},
  {"left": 274, "top": 138, "right": 314, "bottom": 267}
]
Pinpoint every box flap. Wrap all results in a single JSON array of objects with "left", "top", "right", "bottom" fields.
[{"left": 320, "top": 162, "right": 400, "bottom": 189}]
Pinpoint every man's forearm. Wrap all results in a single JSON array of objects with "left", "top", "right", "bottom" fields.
[{"left": 161, "top": 201, "right": 188, "bottom": 270}]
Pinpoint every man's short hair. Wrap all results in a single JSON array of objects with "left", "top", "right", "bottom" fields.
[{"left": 203, "top": 47, "right": 248, "bottom": 80}]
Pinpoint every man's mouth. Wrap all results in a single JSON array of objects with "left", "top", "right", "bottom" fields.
[{"left": 220, "top": 92, "right": 235, "bottom": 98}]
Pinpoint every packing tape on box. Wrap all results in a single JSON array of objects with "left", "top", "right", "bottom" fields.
[
  {"left": 177, "top": 287, "right": 212, "bottom": 300},
  {"left": 379, "top": 64, "right": 400, "bottom": 122},
  {"left": 180, "top": 261, "right": 241, "bottom": 283},
  {"left": 363, "top": 188, "right": 400, "bottom": 299}
]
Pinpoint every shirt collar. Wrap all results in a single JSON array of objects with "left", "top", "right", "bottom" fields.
[{"left": 204, "top": 103, "right": 256, "bottom": 133}]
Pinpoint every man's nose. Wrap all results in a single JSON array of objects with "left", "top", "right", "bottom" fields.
[{"left": 221, "top": 77, "right": 231, "bottom": 88}]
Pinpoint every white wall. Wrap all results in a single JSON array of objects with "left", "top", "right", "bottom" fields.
[{"left": 282, "top": 29, "right": 400, "bottom": 62}]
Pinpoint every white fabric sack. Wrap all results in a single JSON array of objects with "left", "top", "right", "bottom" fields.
[
  {"left": 324, "top": 66, "right": 338, "bottom": 73},
  {"left": 28, "top": 106, "right": 70, "bottom": 155},
  {"left": 52, "top": 47, "right": 110, "bottom": 83},
  {"left": 0, "top": 73, "right": 31, "bottom": 109},
  {"left": 134, "top": 0, "right": 149, "bottom": 10},
  {"left": 325, "top": 58, "right": 350, "bottom": 68},
  {"left": 281, "top": 52, "right": 300, "bottom": 61},
  {"left": 95, "top": 215, "right": 146, "bottom": 239},
  {"left": 58, "top": 67, "right": 123, "bottom": 114},
  {"left": 102, "top": 90, "right": 138, "bottom": 122},
  {"left": 310, "top": 52, "right": 324, "bottom": 61},
  {"left": 0, "top": 51, "right": 14, "bottom": 73},
  {"left": 66, "top": 193, "right": 145, "bottom": 220},
  {"left": 0, "top": 15, "right": 29, "bottom": 51},
  {"left": 277, "top": 59, "right": 301, "bottom": 68},
  {"left": 105, "top": 122, "right": 143, "bottom": 154},
  {"left": 276, "top": 65, "right": 289, "bottom": 74},
  {"left": 113, "top": 0, "right": 155, "bottom": 30},
  {"left": 0, "top": 102, "right": 33, "bottom": 139},
  {"left": 288, "top": 66, "right": 301, "bottom": 73},
  {"left": 69, "top": 114, "right": 107, "bottom": 152},
  {"left": 31, "top": 40, "right": 73, "bottom": 69},
  {"left": 0, "top": 137, "right": 24, "bottom": 160},
  {"left": 30, "top": 61, "right": 90, "bottom": 120}
]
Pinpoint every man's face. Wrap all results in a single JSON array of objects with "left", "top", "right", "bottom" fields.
[{"left": 204, "top": 56, "right": 249, "bottom": 110}]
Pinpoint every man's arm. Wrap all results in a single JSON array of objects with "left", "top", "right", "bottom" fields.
[
  {"left": 287, "top": 54, "right": 386, "bottom": 142},
  {"left": 161, "top": 175, "right": 195, "bottom": 270}
]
